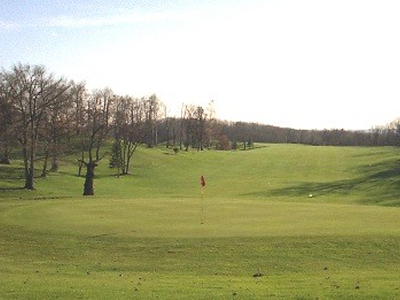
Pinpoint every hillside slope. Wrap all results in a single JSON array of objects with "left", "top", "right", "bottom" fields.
[{"left": 1, "top": 144, "right": 400, "bottom": 206}]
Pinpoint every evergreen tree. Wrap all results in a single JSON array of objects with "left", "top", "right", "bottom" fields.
[{"left": 109, "top": 138, "right": 124, "bottom": 176}]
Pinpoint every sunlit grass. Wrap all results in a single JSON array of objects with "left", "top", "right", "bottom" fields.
[{"left": 1, "top": 144, "right": 400, "bottom": 298}]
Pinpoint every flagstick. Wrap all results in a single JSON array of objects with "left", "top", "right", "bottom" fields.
[
  {"left": 200, "top": 175, "right": 206, "bottom": 225},
  {"left": 201, "top": 188, "right": 204, "bottom": 225}
]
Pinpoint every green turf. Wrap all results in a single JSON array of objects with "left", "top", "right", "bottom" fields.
[{"left": 1, "top": 144, "right": 400, "bottom": 299}]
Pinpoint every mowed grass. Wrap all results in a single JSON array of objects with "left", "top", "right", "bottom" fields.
[{"left": 1, "top": 144, "right": 400, "bottom": 299}]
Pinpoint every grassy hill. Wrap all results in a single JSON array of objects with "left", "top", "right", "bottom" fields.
[
  {"left": 1, "top": 144, "right": 400, "bottom": 299},
  {"left": 2, "top": 143, "right": 400, "bottom": 204}
]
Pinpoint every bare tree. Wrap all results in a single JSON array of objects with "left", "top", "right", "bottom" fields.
[
  {"left": 182, "top": 104, "right": 196, "bottom": 151},
  {"left": 0, "top": 73, "right": 15, "bottom": 164},
  {"left": 205, "top": 100, "right": 216, "bottom": 149},
  {"left": 194, "top": 106, "right": 206, "bottom": 151},
  {"left": 164, "top": 117, "right": 180, "bottom": 148},
  {"left": 79, "top": 88, "right": 114, "bottom": 195},
  {"left": 40, "top": 81, "right": 74, "bottom": 177},
  {"left": 112, "top": 95, "right": 145, "bottom": 175},
  {"left": 0, "top": 63, "right": 70, "bottom": 189},
  {"left": 69, "top": 82, "right": 88, "bottom": 177},
  {"left": 143, "top": 94, "right": 162, "bottom": 148}
]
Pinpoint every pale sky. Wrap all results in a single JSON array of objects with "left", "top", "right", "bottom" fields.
[{"left": 1, "top": 0, "right": 400, "bottom": 130}]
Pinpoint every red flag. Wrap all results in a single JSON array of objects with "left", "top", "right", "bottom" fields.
[{"left": 200, "top": 175, "right": 206, "bottom": 187}]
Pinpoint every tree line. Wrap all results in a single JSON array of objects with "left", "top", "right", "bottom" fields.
[
  {"left": 0, "top": 64, "right": 219, "bottom": 194},
  {"left": 212, "top": 121, "right": 400, "bottom": 148},
  {"left": 1, "top": 63, "right": 399, "bottom": 194}
]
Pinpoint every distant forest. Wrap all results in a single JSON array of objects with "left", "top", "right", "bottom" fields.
[
  {"left": 158, "top": 119, "right": 400, "bottom": 149},
  {"left": 1, "top": 63, "right": 399, "bottom": 192}
]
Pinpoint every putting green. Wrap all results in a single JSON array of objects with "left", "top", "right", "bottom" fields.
[{"left": 2, "top": 198, "right": 400, "bottom": 239}]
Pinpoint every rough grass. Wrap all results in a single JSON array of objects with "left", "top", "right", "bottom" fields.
[{"left": 1, "top": 144, "right": 400, "bottom": 299}]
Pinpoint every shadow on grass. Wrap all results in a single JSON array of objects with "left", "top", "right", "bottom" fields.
[
  {"left": 245, "top": 160, "right": 400, "bottom": 206},
  {"left": 0, "top": 165, "right": 24, "bottom": 191},
  {"left": 0, "top": 187, "right": 25, "bottom": 191},
  {"left": 0, "top": 165, "right": 25, "bottom": 180}
]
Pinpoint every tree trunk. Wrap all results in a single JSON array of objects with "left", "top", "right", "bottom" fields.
[
  {"left": 0, "top": 146, "right": 11, "bottom": 164},
  {"left": 50, "top": 159, "right": 58, "bottom": 172},
  {"left": 22, "top": 146, "right": 35, "bottom": 190},
  {"left": 78, "top": 151, "right": 84, "bottom": 177},
  {"left": 50, "top": 151, "right": 59, "bottom": 172},
  {"left": 41, "top": 149, "right": 49, "bottom": 177},
  {"left": 83, "top": 161, "right": 96, "bottom": 196},
  {"left": 124, "top": 156, "right": 130, "bottom": 175},
  {"left": 24, "top": 167, "right": 34, "bottom": 190},
  {"left": 24, "top": 172, "right": 34, "bottom": 190}
]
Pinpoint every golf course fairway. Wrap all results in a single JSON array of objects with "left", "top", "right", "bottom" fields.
[{"left": 1, "top": 144, "right": 400, "bottom": 299}]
